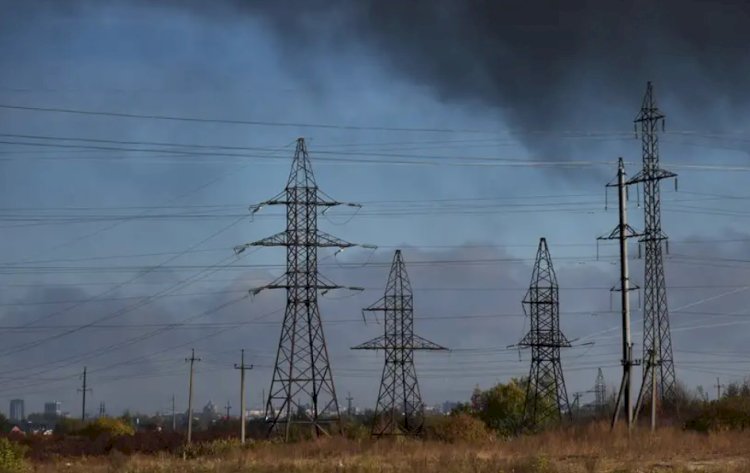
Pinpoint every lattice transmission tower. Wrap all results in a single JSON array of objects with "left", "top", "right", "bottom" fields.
[
  {"left": 518, "top": 238, "right": 572, "bottom": 429},
  {"left": 352, "top": 250, "right": 447, "bottom": 436},
  {"left": 594, "top": 368, "right": 607, "bottom": 411},
  {"left": 626, "top": 82, "right": 678, "bottom": 419},
  {"left": 235, "top": 137, "right": 363, "bottom": 439}
]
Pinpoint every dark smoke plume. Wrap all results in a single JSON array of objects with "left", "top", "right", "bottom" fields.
[{"left": 239, "top": 0, "right": 750, "bottom": 158}]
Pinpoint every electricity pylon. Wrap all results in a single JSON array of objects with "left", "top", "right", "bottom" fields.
[
  {"left": 594, "top": 368, "right": 607, "bottom": 411},
  {"left": 518, "top": 238, "right": 571, "bottom": 429},
  {"left": 626, "top": 82, "right": 678, "bottom": 424},
  {"left": 235, "top": 137, "right": 365, "bottom": 440},
  {"left": 352, "top": 250, "right": 447, "bottom": 436}
]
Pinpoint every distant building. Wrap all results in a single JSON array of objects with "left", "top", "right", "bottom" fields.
[
  {"left": 199, "top": 401, "right": 218, "bottom": 429},
  {"left": 44, "top": 401, "right": 62, "bottom": 417},
  {"left": 9, "top": 399, "right": 24, "bottom": 421}
]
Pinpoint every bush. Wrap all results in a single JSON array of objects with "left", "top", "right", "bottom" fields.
[
  {"left": 469, "top": 378, "right": 530, "bottom": 435},
  {"left": 0, "top": 437, "right": 28, "bottom": 472},
  {"left": 341, "top": 419, "right": 370, "bottom": 441},
  {"left": 685, "top": 396, "right": 750, "bottom": 432},
  {"left": 53, "top": 418, "right": 85, "bottom": 435},
  {"left": 424, "top": 413, "right": 491, "bottom": 443},
  {"left": 78, "top": 417, "right": 135, "bottom": 439}
]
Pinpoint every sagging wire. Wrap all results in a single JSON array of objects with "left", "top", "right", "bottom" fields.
[
  {"left": 322, "top": 203, "right": 362, "bottom": 226},
  {"left": 333, "top": 244, "right": 378, "bottom": 269}
]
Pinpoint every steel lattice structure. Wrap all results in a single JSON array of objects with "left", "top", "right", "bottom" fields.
[
  {"left": 352, "top": 250, "right": 447, "bottom": 436},
  {"left": 518, "top": 238, "right": 572, "bottom": 429},
  {"left": 626, "top": 82, "right": 678, "bottom": 418},
  {"left": 594, "top": 368, "right": 606, "bottom": 411},
  {"left": 235, "top": 137, "right": 361, "bottom": 439}
]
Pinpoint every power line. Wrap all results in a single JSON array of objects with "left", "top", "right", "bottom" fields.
[{"left": 0, "top": 104, "right": 497, "bottom": 134}]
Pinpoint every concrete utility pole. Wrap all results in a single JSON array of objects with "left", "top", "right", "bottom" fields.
[
  {"left": 225, "top": 401, "right": 232, "bottom": 419},
  {"left": 171, "top": 395, "right": 176, "bottom": 431},
  {"left": 714, "top": 377, "right": 725, "bottom": 400},
  {"left": 77, "top": 366, "right": 92, "bottom": 422},
  {"left": 601, "top": 158, "right": 640, "bottom": 430},
  {"left": 185, "top": 349, "right": 201, "bottom": 444},
  {"left": 346, "top": 392, "right": 354, "bottom": 417},
  {"left": 650, "top": 349, "right": 658, "bottom": 432},
  {"left": 234, "top": 349, "right": 253, "bottom": 444}
]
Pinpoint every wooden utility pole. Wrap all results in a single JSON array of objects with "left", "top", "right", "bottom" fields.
[
  {"left": 185, "top": 349, "right": 201, "bottom": 444},
  {"left": 171, "top": 395, "right": 176, "bottom": 431},
  {"left": 78, "top": 366, "right": 92, "bottom": 422},
  {"left": 234, "top": 349, "right": 253, "bottom": 444}
]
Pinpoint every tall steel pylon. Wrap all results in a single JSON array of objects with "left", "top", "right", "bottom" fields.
[
  {"left": 594, "top": 368, "right": 607, "bottom": 411},
  {"left": 352, "top": 250, "right": 447, "bottom": 436},
  {"left": 518, "top": 238, "right": 572, "bottom": 429},
  {"left": 235, "top": 137, "right": 363, "bottom": 439},
  {"left": 626, "top": 82, "right": 678, "bottom": 421}
]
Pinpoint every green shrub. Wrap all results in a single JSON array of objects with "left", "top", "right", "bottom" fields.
[
  {"left": 424, "top": 413, "right": 491, "bottom": 443},
  {"left": 53, "top": 418, "right": 86, "bottom": 435},
  {"left": 0, "top": 437, "right": 28, "bottom": 472},
  {"left": 78, "top": 417, "right": 135, "bottom": 439},
  {"left": 685, "top": 396, "right": 750, "bottom": 432},
  {"left": 341, "top": 419, "right": 370, "bottom": 441}
]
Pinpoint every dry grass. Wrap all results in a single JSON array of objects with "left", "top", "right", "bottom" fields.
[{"left": 26, "top": 423, "right": 750, "bottom": 473}]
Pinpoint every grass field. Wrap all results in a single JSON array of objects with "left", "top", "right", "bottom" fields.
[{"left": 25, "top": 423, "right": 750, "bottom": 473}]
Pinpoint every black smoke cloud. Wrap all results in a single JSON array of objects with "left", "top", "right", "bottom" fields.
[
  {"left": 201, "top": 0, "right": 750, "bottom": 159},
  {"left": 7, "top": 0, "right": 750, "bottom": 161}
]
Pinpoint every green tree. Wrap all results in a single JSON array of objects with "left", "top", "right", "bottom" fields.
[
  {"left": 473, "top": 378, "right": 527, "bottom": 436},
  {"left": 0, "top": 414, "right": 13, "bottom": 434}
]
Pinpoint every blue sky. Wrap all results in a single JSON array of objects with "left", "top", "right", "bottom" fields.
[{"left": 0, "top": 1, "right": 749, "bottom": 418}]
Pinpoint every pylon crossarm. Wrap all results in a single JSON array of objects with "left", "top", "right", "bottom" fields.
[
  {"left": 363, "top": 296, "right": 387, "bottom": 312},
  {"left": 317, "top": 189, "right": 363, "bottom": 209},
  {"left": 351, "top": 335, "right": 388, "bottom": 350},
  {"left": 234, "top": 231, "right": 288, "bottom": 254},
  {"left": 249, "top": 190, "right": 288, "bottom": 213},
  {"left": 316, "top": 230, "right": 357, "bottom": 248},
  {"left": 248, "top": 274, "right": 287, "bottom": 296},
  {"left": 411, "top": 334, "right": 449, "bottom": 351},
  {"left": 599, "top": 223, "right": 642, "bottom": 241},
  {"left": 625, "top": 168, "right": 676, "bottom": 186},
  {"left": 317, "top": 274, "right": 364, "bottom": 295}
]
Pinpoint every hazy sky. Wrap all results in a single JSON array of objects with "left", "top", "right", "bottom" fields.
[{"left": 1, "top": 0, "right": 750, "bottom": 418}]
